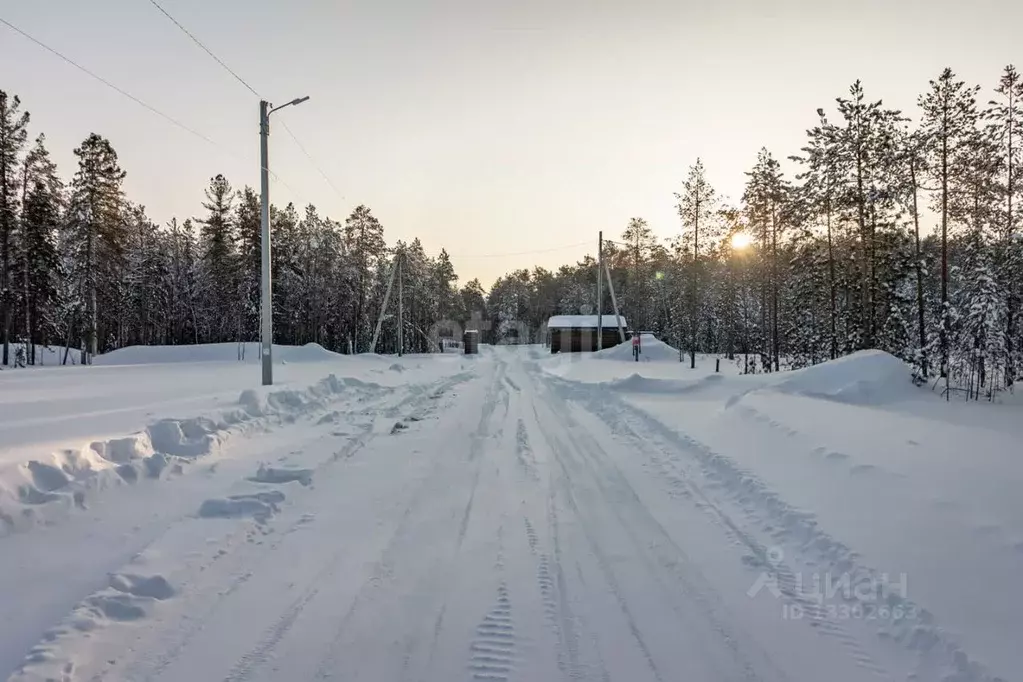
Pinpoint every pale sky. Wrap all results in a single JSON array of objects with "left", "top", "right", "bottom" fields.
[{"left": 2, "top": 0, "right": 1021, "bottom": 286}]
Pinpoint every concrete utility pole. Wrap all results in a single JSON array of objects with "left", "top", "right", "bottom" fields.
[
  {"left": 597, "top": 231, "right": 603, "bottom": 351},
  {"left": 604, "top": 261, "right": 626, "bottom": 343},
  {"left": 397, "top": 254, "right": 404, "bottom": 357},
  {"left": 260, "top": 96, "right": 309, "bottom": 386}
]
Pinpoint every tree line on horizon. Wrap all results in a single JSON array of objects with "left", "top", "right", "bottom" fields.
[{"left": 2, "top": 64, "right": 1022, "bottom": 399}]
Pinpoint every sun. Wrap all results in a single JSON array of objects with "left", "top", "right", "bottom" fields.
[{"left": 731, "top": 232, "right": 753, "bottom": 250}]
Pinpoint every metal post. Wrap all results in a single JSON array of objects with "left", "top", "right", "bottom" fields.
[
  {"left": 597, "top": 231, "right": 603, "bottom": 351},
  {"left": 259, "top": 100, "right": 273, "bottom": 386},
  {"left": 397, "top": 254, "right": 404, "bottom": 357}
]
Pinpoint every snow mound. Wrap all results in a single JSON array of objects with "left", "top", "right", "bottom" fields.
[
  {"left": 198, "top": 491, "right": 285, "bottom": 523},
  {"left": 10, "top": 570, "right": 176, "bottom": 680},
  {"left": 94, "top": 342, "right": 343, "bottom": 366},
  {"left": 592, "top": 334, "right": 680, "bottom": 363},
  {"left": 0, "top": 373, "right": 364, "bottom": 535},
  {"left": 249, "top": 464, "right": 313, "bottom": 487},
  {"left": 609, "top": 373, "right": 728, "bottom": 395},
  {"left": 772, "top": 350, "right": 917, "bottom": 404},
  {"left": 108, "top": 573, "right": 175, "bottom": 600}
]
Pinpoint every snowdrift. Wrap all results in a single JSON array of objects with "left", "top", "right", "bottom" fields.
[
  {"left": 592, "top": 334, "right": 681, "bottom": 363},
  {"left": 608, "top": 373, "right": 732, "bottom": 395},
  {"left": 0, "top": 373, "right": 379, "bottom": 535},
  {"left": 772, "top": 350, "right": 917, "bottom": 404},
  {"left": 94, "top": 342, "right": 344, "bottom": 366}
]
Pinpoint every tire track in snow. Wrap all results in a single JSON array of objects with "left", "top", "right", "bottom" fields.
[
  {"left": 221, "top": 545, "right": 346, "bottom": 682},
  {"left": 534, "top": 402, "right": 666, "bottom": 682},
  {"left": 532, "top": 374, "right": 787, "bottom": 682},
  {"left": 514, "top": 420, "right": 540, "bottom": 482},
  {"left": 310, "top": 362, "right": 509, "bottom": 680},
  {"left": 131, "top": 375, "right": 472, "bottom": 682},
  {"left": 157, "top": 374, "right": 471, "bottom": 682},
  {"left": 563, "top": 379, "right": 901, "bottom": 681},
  {"left": 458, "top": 357, "right": 509, "bottom": 549},
  {"left": 467, "top": 583, "right": 517, "bottom": 681}
]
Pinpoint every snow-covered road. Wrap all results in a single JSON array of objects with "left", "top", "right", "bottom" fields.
[{"left": 3, "top": 345, "right": 1018, "bottom": 682}]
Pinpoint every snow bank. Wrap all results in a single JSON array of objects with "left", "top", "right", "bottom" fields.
[
  {"left": 0, "top": 373, "right": 378, "bottom": 535},
  {"left": 592, "top": 333, "right": 681, "bottom": 363},
  {"left": 94, "top": 342, "right": 343, "bottom": 366},
  {"left": 586, "top": 347, "right": 1023, "bottom": 681},
  {"left": 604, "top": 373, "right": 759, "bottom": 403},
  {"left": 772, "top": 350, "right": 917, "bottom": 404}
]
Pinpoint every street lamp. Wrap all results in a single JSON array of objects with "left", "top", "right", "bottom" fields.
[{"left": 259, "top": 96, "right": 309, "bottom": 386}]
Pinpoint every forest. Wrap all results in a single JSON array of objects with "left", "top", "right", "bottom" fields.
[{"left": 1, "top": 65, "right": 1021, "bottom": 399}]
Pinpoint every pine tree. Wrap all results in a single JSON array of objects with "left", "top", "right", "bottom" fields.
[
  {"left": 919, "top": 68, "right": 981, "bottom": 379},
  {"left": 792, "top": 109, "right": 845, "bottom": 360},
  {"left": 676, "top": 159, "right": 716, "bottom": 367},
  {"left": 987, "top": 65, "right": 1023, "bottom": 387},
  {"left": 744, "top": 148, "right": 790, "bottom": 371},
  {"left": 890, "top": 126, "right": 932, "bottom": 379},
  {"left": 66, "top": 133, "right": 126, "bottom": 362},
  {"left": 0, "top": 91, "right": 30, "bottom": 365},
  {"left": 619, "top": 217, "right": 658, "bottom": 331}
]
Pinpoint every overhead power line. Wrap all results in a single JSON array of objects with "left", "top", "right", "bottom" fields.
[
  {"left": 0, "top": 16, "right": 219, "bottom": 148},
  {"left": 448, "top": 241, "right": 592, "bottom": 259},
  {"left": 146, "top": 0, "right": 260, "bottom": 98},
  {"left": 0, "top": 15, "right": 309, "bottom": 202},
  {"left": 145, "top": 0, "right": 346, "bottom": 202},
  {"left": 280, "top": 120, "right": 346, "bottom": 201}
]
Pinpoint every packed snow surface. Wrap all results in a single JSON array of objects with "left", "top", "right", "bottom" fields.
[{"left": 1, "top": 341, "right": 1021, "bottom": 682}]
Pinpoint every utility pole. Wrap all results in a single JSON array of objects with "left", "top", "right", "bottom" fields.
[
  {"left": 259, "top": 96, "right": 309, "bottom": 386},
  {"left": 397, "top": 253, "right": 404, "bottom": 357},
  {"left": 597, "top": 231, "right": 603, "bottom": 350},
  {"left": 604, "top": 261, "right": 626, "bottom": 343},
  {"left": 370, "top": 254, "right": 399, "bottom": 353},
  {"left": 259, "top": 101, "right": 272, "bottom": 386}
]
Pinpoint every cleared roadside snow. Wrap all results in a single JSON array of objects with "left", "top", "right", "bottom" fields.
[
  {"left": 3, "top": 341, "right": 1021, "bottom": 682},
  {"left": 0, "top": 344, "right": 460, "bottom": 534}
]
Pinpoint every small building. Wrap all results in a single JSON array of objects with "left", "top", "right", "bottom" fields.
[{"left": 546, "top": 315, "right": 628, "bottom": 353}]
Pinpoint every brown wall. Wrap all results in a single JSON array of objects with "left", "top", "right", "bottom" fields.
[{"left": 550, "top": 328, "right": 624, "bottom": 353}]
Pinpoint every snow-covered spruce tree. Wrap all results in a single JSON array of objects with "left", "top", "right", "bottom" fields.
[
  {"left": 20, "top": 173, "right": 61, "bottom": 358},
  {"left": 234, "top": 186, "right": 261, "bottom": 343},
  {"left": 784, "top": 225, "right": 831, "bottom": 368},
  {"left": 343, "top": 205, "right": 386, "bottom": 352},
  {"left": 121, "top": 203, "right": 167, "bottom": 346},
  {"left": 18, "top": 133, "right": 63, "bottom": 362},
  {"left": 0, "top": 91, "right": 29, "bottom": 366},
  {"left": 198, "top": 174, "right": 237, "bottom": 343},
  {"left": 952, "top": 229, "right": 1007, "bottom": 399},
  {"left": 66, "top": 133, "right": 126, "bottom": 362}
]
